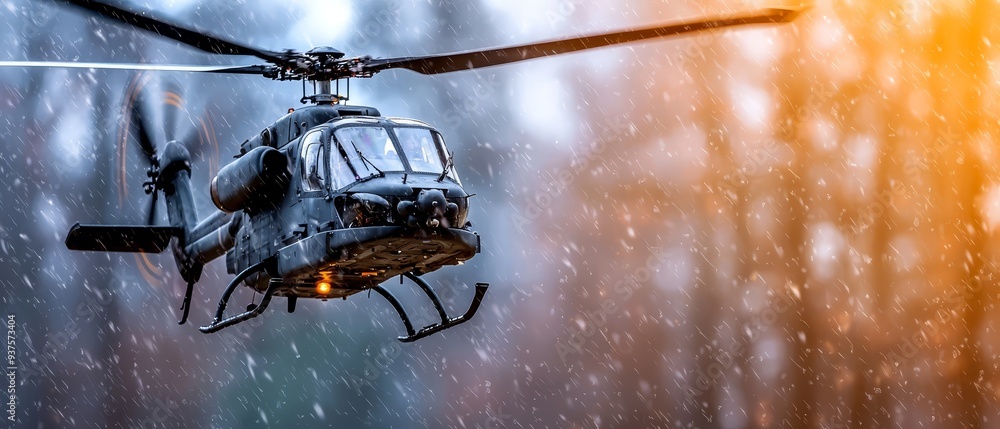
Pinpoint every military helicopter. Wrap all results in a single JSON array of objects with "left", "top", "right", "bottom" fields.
[{"left": 1, "top": 0, "right": 804, "bottom": 341}]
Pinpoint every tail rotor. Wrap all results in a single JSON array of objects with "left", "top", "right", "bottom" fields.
[{"left": 130, "top": 79, "right": 192, "bottom": 227}]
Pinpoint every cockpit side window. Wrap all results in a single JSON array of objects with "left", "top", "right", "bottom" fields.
[
  {"left": 300, "top": 131, "right": 325, "bottom": 192},
  {"left": 328, "top": 140, "right": 355, "bottom": 190}
]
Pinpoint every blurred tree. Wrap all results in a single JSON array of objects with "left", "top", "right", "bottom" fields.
[
  {"left": 688, "top": 27, "right": 726, "bottom": 427},
  {"left": 931, "top": 1, "right": 992, "bottom": 426},
  {"left": 775, "top": 38, "right": 817, "bottom": 429}
]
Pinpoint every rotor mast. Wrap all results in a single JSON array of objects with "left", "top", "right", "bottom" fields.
[
  {"left": 301, "top": 47, "right": 350, "bottom": 105},
  {"left": 303, "top": 78, "right": 349, "bottom": 105}
]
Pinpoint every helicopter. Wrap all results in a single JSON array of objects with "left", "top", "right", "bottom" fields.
[{"left": 2, "top": 0, "right": 804, "bottom": 341}]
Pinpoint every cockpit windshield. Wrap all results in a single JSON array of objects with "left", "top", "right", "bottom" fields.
[
  {"left": 394, "top": 127, "right": 444, "bottom": 173},
  {"left": 330, "top": 123, "right": 460, "bottom": 183},
  {"left": 334, "top": 126, "right": 405, "bottom": 175}
]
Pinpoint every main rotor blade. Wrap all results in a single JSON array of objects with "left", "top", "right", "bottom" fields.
[
  {"left": 0, "top": 61, "right": 269, "bottom": 74},
  {"left": 51, "top": 0, "right": 287, "bottom": 63},
  {"left": 364, "top": 7, "right": 804, "bottom": 75}
]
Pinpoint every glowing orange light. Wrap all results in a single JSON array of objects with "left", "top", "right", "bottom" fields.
[{"left": 316, "top": 281, "right": 332, "bottom": 294}]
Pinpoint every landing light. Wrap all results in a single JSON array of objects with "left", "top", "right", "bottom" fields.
[{"left": 316, "top": 281, "right": 332, "bottom": 294}]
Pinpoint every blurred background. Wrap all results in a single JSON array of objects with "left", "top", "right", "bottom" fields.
[{"left": 1, "top": 0, "right": 998, "bottom": 427}]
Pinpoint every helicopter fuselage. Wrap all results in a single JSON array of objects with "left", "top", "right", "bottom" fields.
[{"left": 190, "top": 104, "right": 480, "bottom": 300}]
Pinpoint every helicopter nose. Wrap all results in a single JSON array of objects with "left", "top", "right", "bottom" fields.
[
  {"left": 396, "top": 189, "right": 458, "bottom": 228},
  {"left": 417, "top": 189, "right": 447, "bottom": 217}
]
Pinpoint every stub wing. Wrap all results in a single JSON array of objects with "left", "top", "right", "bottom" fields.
[{"left": 65, "top": 222, "right": 180, "bottom": 253}]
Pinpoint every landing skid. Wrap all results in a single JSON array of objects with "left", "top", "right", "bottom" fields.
[
  {"left": 196, "top": 261, "right": 489, "bottom": 341},
  {"left": 198, "top": 260, "right": 275, "bottom": 333},
  {"left": 374, "top": 273, "right": 489, "bottom": 343}
]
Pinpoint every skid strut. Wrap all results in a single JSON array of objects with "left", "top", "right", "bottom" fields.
[
  {"left": 199, "top": 259, "right": 276, "bottom": 333},
  {"left": 374, "top": 272, "right": 490, "bottom": 343},
  {"left": 177, "top": 280, "right": 195, "bottom": 325}
]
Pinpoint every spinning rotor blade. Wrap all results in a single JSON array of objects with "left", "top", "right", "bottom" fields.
[
  {"left": 130, "top": 89, "right": 157, "bottom": 164},
  {"left": 128, "top": 82, "right": 162, "bottom": 225},
  {"left": 161, "top": 80, "right": 185, "bottom": 142},
  {"left": 0, "top": 61, "right": 268, "bottom": 74},
  {"left": 51, "top": 0, "right": 287, "bottom": 63},
  {"left": 364, "top": 7, "right": 803, "bottom": 75}
]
